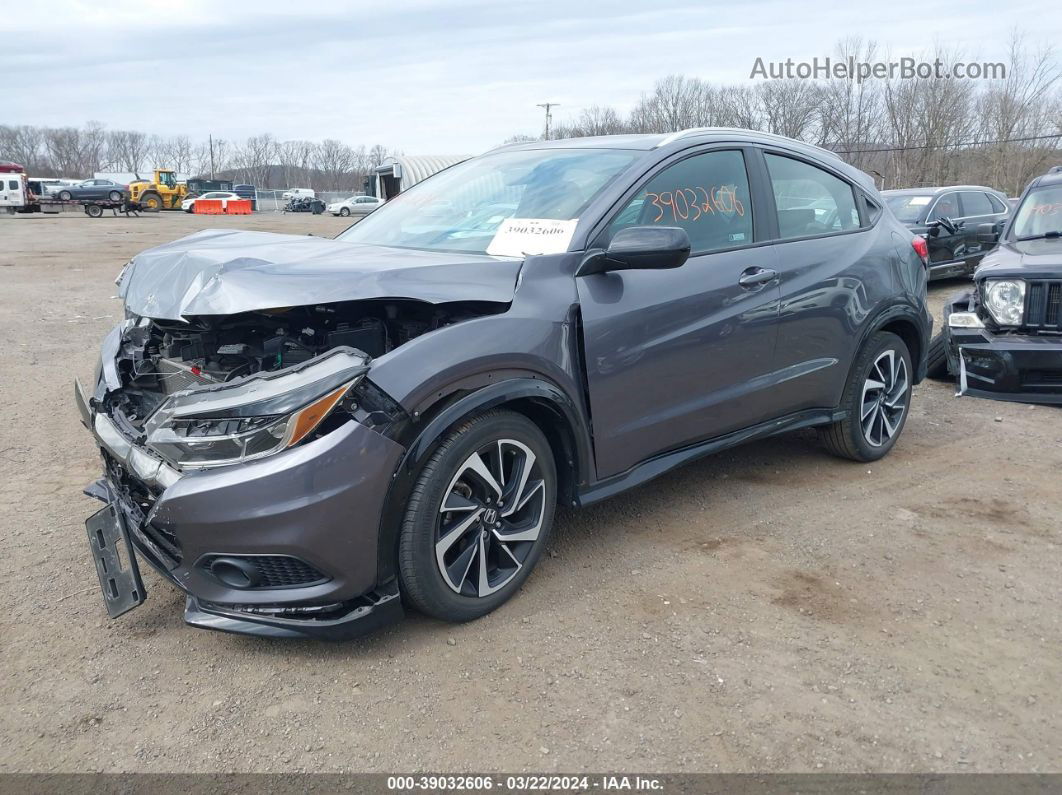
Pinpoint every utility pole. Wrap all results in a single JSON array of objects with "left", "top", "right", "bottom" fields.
[
  {"left": 536, "top": 102, "right": 560, "bottom": 140},
  {"left": 209, "top": 134, "right": 215, "bottom": 179}
]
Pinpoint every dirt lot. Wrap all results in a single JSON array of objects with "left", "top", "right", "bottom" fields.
[{"left": 1, "top": 211, "right": 1059, "bottom": 774}]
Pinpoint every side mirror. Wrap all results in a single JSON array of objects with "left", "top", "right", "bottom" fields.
[
  {"left": 976, "top": 221, "right": 1003, "bottom": 245},
  {"left": 578, "top": 226, "right": 691, "bottom": 276}
]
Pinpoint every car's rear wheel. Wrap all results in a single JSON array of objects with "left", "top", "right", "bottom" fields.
[
  {"left": 58, "top": 190, "right": 72, "bottom": 201},
  {"left": 398, "top": 410, "right": 556, "bottom": 622},
  {"left": 339, "top": 207, "right": 351, "bottom": 217},
  {"left": 108, "top": 190, "right": 122, "bottom": 202},
  {"left": 820, "top": 331, "right": 912, "bottom": 462},
  {"left": 925, "top": 331, "right": 950, "bottom": 380}
]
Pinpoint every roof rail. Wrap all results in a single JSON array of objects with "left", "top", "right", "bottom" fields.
[{"left": 654, "top": 127, "right": 841, "bottom": 159}]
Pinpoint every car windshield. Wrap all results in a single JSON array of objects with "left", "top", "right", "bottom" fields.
[
  {"left": 336, "top": 148, "right": 640, "bottom": 254},
  {"left": 1011, "top": 185, "right": 1062, "bottom": 239},
  {"left": 884, "top": 194, "right": 933, "bottom": 223}
]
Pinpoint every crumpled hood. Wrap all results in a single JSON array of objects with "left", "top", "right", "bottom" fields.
[
  {"left": 976, "top": 238, "right": 1062, "bottom": 281},
  {"left": 118, "top": 229, "right": 522, "bottom": 320}
]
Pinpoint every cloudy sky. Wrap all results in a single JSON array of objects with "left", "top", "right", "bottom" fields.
[{"left": 6, "top": 0, "right": 1058, "bottom": 155}]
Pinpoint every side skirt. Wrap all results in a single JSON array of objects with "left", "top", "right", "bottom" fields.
[{"left": 577, "top": 408, "right": 843, "bottom": 506}]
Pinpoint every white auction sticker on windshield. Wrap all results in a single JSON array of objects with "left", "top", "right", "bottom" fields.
[
  {"left": 487, "top": 218, "right": 578, "bottom": 257},
  {"left": 909, "top": 196, "right": 931, "bottom": 206}
]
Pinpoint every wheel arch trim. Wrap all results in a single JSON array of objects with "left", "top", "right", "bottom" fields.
[
  {"left": 858, "top": 303, "right": 931, "bottom": 384},
  {"left": 374, "top": 376, "right": 592, "bottom": 586}
]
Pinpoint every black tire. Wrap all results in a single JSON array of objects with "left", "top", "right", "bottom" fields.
[
  {"left": 925, "top": 331, "right": 950, "bottom": 380},
  {"left": 398, "top": 409, "right": 557, "bottom": 622},
  {"left": 85, "top": 204, "right": 104, "bottom": 218},
  {"left": 140, "top": 191, "right": 162, "bottom": 212},
  {"left": 58, "top": 190, "right": 72, "bottom": 201},
  {"left": 108, "top": 190, "right": 122, "bottom": 202},
  {"left": 819, "top": 331, "right": 913, "bottom": 462},
  {"left": 339, "top": 207, "right": 351, "bottom": 217}
]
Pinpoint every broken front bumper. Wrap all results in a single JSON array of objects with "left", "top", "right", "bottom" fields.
[
  {"left": 76, "top": 378, "right": 407, "bottom": 640},
  {"left": 949, "top": 327, "right": 1062, "bottom": 405}
]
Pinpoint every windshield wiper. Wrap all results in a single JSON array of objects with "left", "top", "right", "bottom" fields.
[{"left": 1016, "top": 231, "right": 1061, "bottom": 241}]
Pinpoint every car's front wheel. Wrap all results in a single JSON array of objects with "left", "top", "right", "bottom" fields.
[
  {"left": 820, "top": 331, "right": 913, "bottom": 462},
  {"left": 398, "top": 410, "right": 557, "bottom": 622},
  {"left": 339, "top": 207, "right": 351, "bottom": 217}
]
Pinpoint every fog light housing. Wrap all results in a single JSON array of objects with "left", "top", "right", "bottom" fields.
[{"left": 208, "top": 557, "right": 261, "bottom": 589}]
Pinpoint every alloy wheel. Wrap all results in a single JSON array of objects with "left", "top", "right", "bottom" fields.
[
  {"left": 860, "top": 350, "right": 908, "bottom": 447},
  {"left": 435, "top": 438, "right": 547, "bottom": 597}
]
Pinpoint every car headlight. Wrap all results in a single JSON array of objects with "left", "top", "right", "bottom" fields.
[
  {"left": 982, "top": 280, "right": 1026, "bottom": 326},
  {"left": 143, "top": 348, "right": 368, "bottom": 469}
]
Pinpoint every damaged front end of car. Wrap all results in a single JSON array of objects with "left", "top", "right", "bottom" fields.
[
  {"left": 76, "top": 227, "right": 526, "bottom": 638},
  {"left": 78, "top": 319, "right": 404, "bottom": 638},
  {"left": 939, "top": 276, "right": 1062, "bottom": 405}
]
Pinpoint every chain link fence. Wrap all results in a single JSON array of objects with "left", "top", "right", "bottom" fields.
[{"left": 250, "top": 189, "right": 369, "bottom": 212}]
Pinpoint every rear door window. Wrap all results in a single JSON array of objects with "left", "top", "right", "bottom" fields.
[
  {"left": 606, "top": 149, "right": 753, "bottom": 255},
  {"left": 764, "top": 153, "right": 860, "bottom": 238},
  {"left": 959, "top": 191, "right": 994, "bottom": 217}
]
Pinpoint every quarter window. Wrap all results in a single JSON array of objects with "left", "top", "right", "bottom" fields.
[
  {"left": 607, "top": 149, "right": 753, "bottom": 255},
  {"left": 765, "top": 153, "right": 859, "bottom": 238},
  {"left": 987, "top": 193, "right": 1008, "bottom": 213}
]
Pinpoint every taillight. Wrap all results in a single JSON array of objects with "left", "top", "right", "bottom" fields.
[{"left": 911, "top": 236, "right": 929, "bottom": 265}]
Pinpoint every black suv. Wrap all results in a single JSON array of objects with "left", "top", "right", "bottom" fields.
[
  {"left": 883, "top": 185, "right": 1010, "bottom": 280},
  {"left": 77, "top": 129, "right": 932, "bottom": 639},
  {"left": 929, "top": 166, "right": 1062, "bottom": 403}
]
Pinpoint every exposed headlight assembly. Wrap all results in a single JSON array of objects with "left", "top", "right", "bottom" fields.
[
  {"left": 144, "top": 347, "right": 368, "bottom": 469},
  {"left": 982, "top": 279, "right": 1026, "bottom": 326}
]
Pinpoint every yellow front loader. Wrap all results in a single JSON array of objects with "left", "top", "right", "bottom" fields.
[{"left": 128, "top": 169, "right": 188, "bottom": 211}]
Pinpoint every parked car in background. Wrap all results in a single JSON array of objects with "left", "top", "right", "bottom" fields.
[
  {"left": 327, "top": 195, "right": 383, "bottom": 217},
  {"left": 181, "top": 191, "right": 242, "bottom": 213},
  {"left": 78, "top": 129, "right": 931, "bottom": 639},
  {"left": 282, "top": 188, "right": 315, "bottom": 200},
  {"left": 57, "top": 179, "right": 127, "bottom": 203},
  {"left": 927, "top": 167, "right": 1062, "bottom": 404},
  {"left": 883, "top": 186, "right": 1010, "bottom": 280},
  {"left": 233, "top": 184, "right": 257, "bottom": 211}
]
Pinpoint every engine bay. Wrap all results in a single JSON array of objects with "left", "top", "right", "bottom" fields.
[{"left": 108, "top": 298, "right": 504, "bottom": 426}]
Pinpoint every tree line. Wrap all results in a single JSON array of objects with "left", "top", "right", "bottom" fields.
[
  {"left": 515, "top": 35, "right": 1062, "bottom": 196},
  {"left": 0, "top": 125, "right": 396, "bottom": 193}
]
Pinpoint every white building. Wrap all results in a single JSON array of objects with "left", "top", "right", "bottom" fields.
[{"left": 373, "top": 155, "right": 469, "bottom": 199}]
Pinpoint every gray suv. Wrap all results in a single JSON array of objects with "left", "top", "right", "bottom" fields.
[{"left": 77, "top": 129, "right": 932, "bottom": 639}]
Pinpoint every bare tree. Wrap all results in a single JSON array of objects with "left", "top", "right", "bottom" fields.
[
  {"left": 977, "top": 31, "right": 1061, "bottom": 193},
  {"left": 106, "top": 130, "right": 150, "bottom": 174},
  {"left": 313, "top": 139, "right": 356, "bottom": 191},
  {"left": 818, "top": 37, "right": 883, "bottom": 171},
  {"left": 0, "top": 125, "right": 48, "bottom": 173}
]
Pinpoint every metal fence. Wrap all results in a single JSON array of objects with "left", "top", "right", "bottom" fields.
[{"left": 251, "top": 189, "right": 368, "bottom": 212}]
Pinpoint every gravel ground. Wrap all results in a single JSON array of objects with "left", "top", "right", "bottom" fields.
[{"left": 1, "top": 211, "right": 1059, "bottom": 774}]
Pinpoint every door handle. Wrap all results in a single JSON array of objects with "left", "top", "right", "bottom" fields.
[{"left": 738, "top": 267, "right": 777, "bottom": 288}]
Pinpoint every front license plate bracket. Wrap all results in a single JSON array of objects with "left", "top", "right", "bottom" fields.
[{"left": 86, "top": 503, "right": 146, "bottom": 618}]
